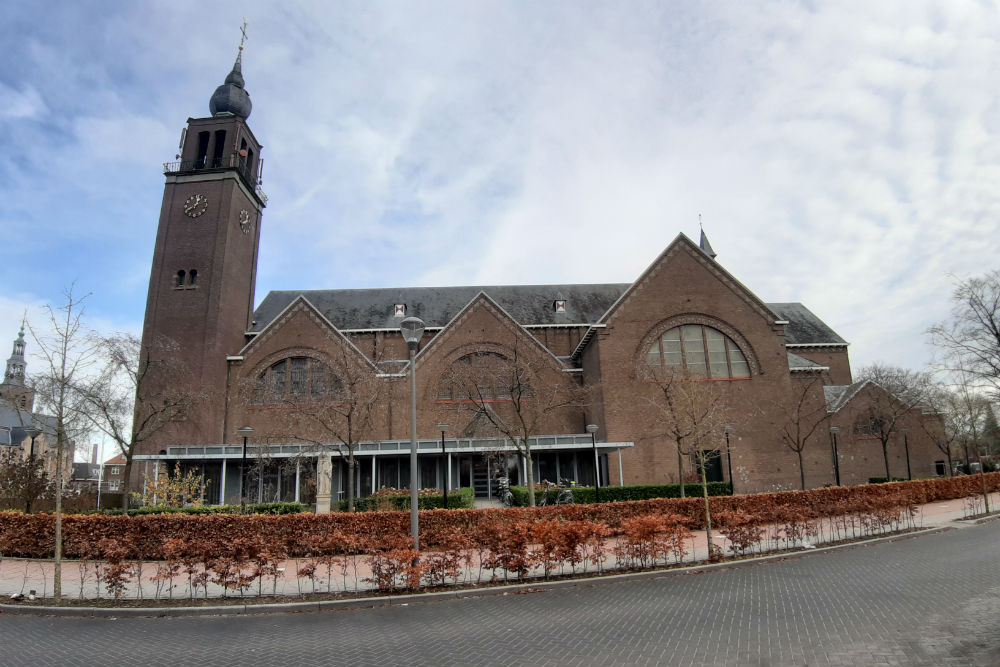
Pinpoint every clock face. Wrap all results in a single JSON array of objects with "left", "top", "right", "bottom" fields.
[
  {"left": 183, "top": 193, "right": 209, "bottom": 218},
  {"left": 239, "top": 209, "right": 253, "bottom": 234}
]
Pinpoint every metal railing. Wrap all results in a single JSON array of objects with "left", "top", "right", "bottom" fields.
[{"left": 163, "top": 156, "right": 268, "bottom": 205}]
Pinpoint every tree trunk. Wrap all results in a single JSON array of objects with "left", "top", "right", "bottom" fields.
[
  {"left": 797, "top": 449, "right": 806, "bottom": 491},
  {"left": 677, "top": 444, "right": 685, "bottom": 498},
  {"left": 524, "top": 443, "right": 536, "bottom": 506},
  {"left": 947, "top": 451, "right": 954, "bottom": 477},
  {"left": 699, "top": 452, "right": 715, "bottom": 561},
  {"left": 881, "top": 440, "right": 891, "bottom": 480},
  {"left": 54, "top": 422, "right": 64, "bottom": 602},
  {"left": 122, "top": 458, "right": 133, "bottom": 511},
  {"left": 347, "top": 452, "right": 356, "bottom": 512}
]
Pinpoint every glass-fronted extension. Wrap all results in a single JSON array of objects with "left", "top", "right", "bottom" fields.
[{"left": 133, "top": 434, "right": 633, "bottom": 507}]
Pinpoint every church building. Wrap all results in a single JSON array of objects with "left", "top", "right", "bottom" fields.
[{"left": 132, "top": 49, "right": 945, "bottom": 509}]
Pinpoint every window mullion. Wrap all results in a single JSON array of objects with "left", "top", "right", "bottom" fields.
[{"left": 701, "top": 326, "right": 712, "bottom": 379}]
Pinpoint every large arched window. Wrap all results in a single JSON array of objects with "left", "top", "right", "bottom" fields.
[
  {"left": 252, "top": 357, "right": 341, "bottom": 404},
  {"left": 646, "top": 324, "right": 750, "bottom": 379},
  {"left": 437, "top": 351, "right": 529, "bottom": 401}
]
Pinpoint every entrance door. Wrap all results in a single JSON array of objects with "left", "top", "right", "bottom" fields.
[{"left": 697, "top": 450, "right": 724, "bottom": 483}]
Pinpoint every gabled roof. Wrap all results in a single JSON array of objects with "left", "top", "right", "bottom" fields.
[
  {"left": 596, "top": 233, "right": 778, "bottom": 328},
  {"left": 250, "top": 284, "right": 627, "bottom": 332},
  {"left": 824, "top": 381, "right": 869, "bottom": 412},
  {"left": 414, "top": 291, "right": 568, "bottom": 370},
  {"left": 239, "top": 295, "right": 379, "bottom": 372}
]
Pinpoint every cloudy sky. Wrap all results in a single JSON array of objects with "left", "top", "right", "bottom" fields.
[{"left": 1, "top": 0, "right": 998, "bottom": 375}]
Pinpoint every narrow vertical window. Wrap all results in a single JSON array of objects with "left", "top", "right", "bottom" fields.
[
  {"left": 195, "top": 131, "right": 210, "bottom": 168},
  {"left": 212, "top": 130, "right": 227, "bottom": 167},
  {"left": 175, "top": 270, "right": 186, "bottom": 287},
  {"left": 188, "top": 269, "right": 198, "bottom": 285}
]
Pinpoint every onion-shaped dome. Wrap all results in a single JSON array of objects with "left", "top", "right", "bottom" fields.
[{"left": 209, "top": 52, "right": 252, "bottom": 118}]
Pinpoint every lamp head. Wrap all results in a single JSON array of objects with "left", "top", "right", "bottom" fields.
[
  {"left": 24, "top": 427, "right": 41, "bottom": 439},
  {"left": 400, "top": 316, "right": 425, "bottom": 348},
  {"left": 830, "top": 426, "right": 840, "bottom": 434},
  {"left": 585, "top": 424, "right": 599, "bottom": 434},
  {"left": 236, "top": 426, "right": 255, "bottom": 436},
  {"left": 437, "top": 422, "right": 449, "bottom": 433},
  {"left": 724, "top": 425, "right": 733, "bottom": 433}
]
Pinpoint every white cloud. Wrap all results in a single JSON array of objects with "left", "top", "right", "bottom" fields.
[
  {"left": 0, "top": 82, "right": 47, "bottom": 119},
  {"left": 1, "top": 0, "right": 998, "bottom": 377}
]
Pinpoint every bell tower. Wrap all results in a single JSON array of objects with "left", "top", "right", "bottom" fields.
[
  {"left": 138, "top": 35, "right": 266, "bottom": 448},
  {"left": 0, "top": 321, "right": 35, "bottom": 411}
]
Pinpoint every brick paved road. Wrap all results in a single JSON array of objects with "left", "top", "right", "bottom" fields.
[{"left": 4, "top": 521, "right": 999, "bottom": 667}]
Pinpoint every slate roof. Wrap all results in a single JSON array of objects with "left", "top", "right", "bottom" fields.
[
  {"left": 251, "top": 286, "right": 847, "bottom": 347},
  {"left": 250, "top": 284, "right": 631, "bottom": 332},
  {"left": 768, "top": 303, "right": 847, "bottom": 346},
  {"left": 0, "top": 401, "right": 55, "bottom": 444},
  {"left": 824, "top": 381, "right": 869, "bottom": 412},
  {"left": 787, "top": 352, "right": 828, "bottom": 372}
]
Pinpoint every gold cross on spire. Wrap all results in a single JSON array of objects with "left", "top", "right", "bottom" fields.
[{"left": 239, "top": 18, "right": 248, "bottom": 51}]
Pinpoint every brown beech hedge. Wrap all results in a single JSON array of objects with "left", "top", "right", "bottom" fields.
[{"left": 0, "top": 473, "right": 996, "bottom": 561}]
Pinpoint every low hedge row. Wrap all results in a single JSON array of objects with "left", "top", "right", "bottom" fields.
[
  {"left": 85, "top": 502, "right": 306, "bottom": 517},
  {"left": 510, "top": 482, "right": 732, "bottom": 506},
  {"left": 0, "top": 472, "right": 996, "bottom": 560},
  {"left": 338, "top": 488, "right": 475, "bottom": 512}
]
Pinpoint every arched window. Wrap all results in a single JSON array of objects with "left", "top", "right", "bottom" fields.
[
  {"left": 175, "top": 270, "right": 186, "bottom": 287},
  {"left": 188, "top": 269, "right": 198, "bottom": 285},
  {"left": 437, "top": 351, "right": 528, "bottom": 401},
  {"left": 646, "top": 324, "right": 750, "bottom": 379},
  {"left": 252, "top": 357, "right": 340, "bottom": 404}
]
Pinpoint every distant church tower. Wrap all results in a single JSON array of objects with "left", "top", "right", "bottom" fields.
[
  {"left": 0, "top": 323, "right": 35, "bottom": 411},
  {"left": 137, "top": 38, "right": 266, "bottom": 447}
]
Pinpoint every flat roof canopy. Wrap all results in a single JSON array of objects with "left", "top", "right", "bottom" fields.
[{"left": 134, "top": 433, "right": 634, "bottom": 461}]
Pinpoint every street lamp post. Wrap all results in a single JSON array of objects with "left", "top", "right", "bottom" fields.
[
  {"left": 437, "top": 422, "right": 449, "bottom": 509},
  {"left": 724, "top": 426, "right": 734, "bottom": 494},
  {"left": 236, "top": 426, "right": 254, "bottom": 512},
  {"left": 23, "top": 426, "right": 41, "bottom": 514},
  {"left": 401, "top": 316, "right": 425, "bottom": 549},
  {"left": 829, "top": 426, "right": 841, "bottom": 486},
  {"left": 586, "top": 424, "right": 600, "bottom": 503},
  {"left": 24, "top": 426, "right": 40, "bottom": 465},
  {"left": 902, "top": 428, "right": 912, "bottom": 481}
]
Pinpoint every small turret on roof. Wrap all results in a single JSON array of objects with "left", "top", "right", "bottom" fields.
[{"left": 698, "top": 226, "right": 717, "bottom": 260}]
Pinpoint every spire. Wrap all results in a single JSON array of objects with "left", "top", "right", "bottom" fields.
[
  {"left": 3, "top": 322, "right": 27, "bottom": 386},
  {"left": 698, "top": 214, "right": 717, "bottom": 260},
  {"left": 209, "top": 19, "right": 253, "bottom": 119}
]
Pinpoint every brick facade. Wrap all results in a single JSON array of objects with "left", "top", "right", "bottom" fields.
[{"left": 133, "top": 60, "right": 945, "bottom": 500}]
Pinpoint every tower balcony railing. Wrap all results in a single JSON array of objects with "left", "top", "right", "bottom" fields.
[{"left": 163, "top": 156, "right": 268, "bottom": 205}]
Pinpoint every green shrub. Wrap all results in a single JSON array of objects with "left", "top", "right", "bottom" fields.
[
  {"left": 338, "top": 488, "right": 475, "bottom": 512},
  {"left": 510, "top": 481, "right": 732, "bottom": 506},
  {"left": 84, "top": 501, "right": 305, "bottom": 516}
]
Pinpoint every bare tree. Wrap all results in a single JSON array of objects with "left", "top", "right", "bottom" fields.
[
  {"left": 250, "top": 339, "right": 386, "bottom": 512},
  {"left": 918, "top": 385, "right": 961, "bottom": 477},
  {"left": 855, "top": 364, "right": 932, "bottom": 481},
  {"left": 775, "top": 376, "right": 830, "bottom": 490},
  {"left": 0, "top": 447, "right": 52, "bottom": 513},
  {"left": 76, "top": 333, "right": 196, "bottom": 510},
  {"left": 640, "top": 363, "right": 733, "bottom": 557},
  {"left": 929, "top": 270, "right": 1000, "bottom": 401},
  {"left": 28, "top": 286, "right": 95, "bottom": 602},
  {"left": 439, "top": 337, "right": 587, "bottom": 506}
]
